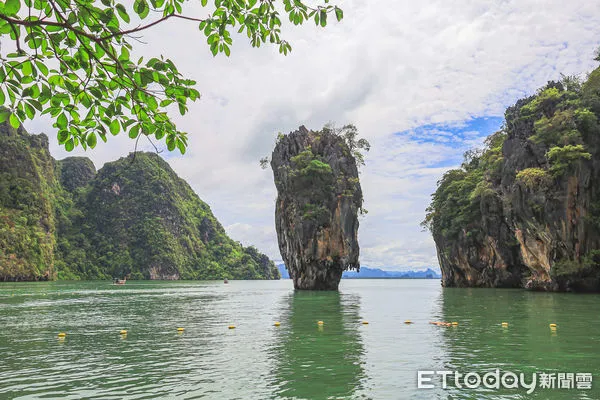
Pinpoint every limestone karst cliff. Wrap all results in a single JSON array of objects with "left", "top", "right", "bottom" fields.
[
  {"left": 0, "top": 122, "right": 278, "bottom": 281},
  {"left": 0, "top": 122, "right": 58, "bottom": 280},
  {"left": 425, "top": 66, "right": 600, "bottom": 291},
  {"left": 271, "top": 126, "right": 363, "bottom": 290}
]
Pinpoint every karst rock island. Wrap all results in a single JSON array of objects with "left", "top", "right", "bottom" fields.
[{"left": 270, "top": 126, "right": 365, "bottom": 290}]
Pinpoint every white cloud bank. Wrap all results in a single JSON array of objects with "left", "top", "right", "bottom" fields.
[{"left": 26, "top": 0, "right": 600, "bottom": 271}]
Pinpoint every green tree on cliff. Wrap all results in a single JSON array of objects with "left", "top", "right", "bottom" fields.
[
  {"left": 0, "top": 0, "right": 344, "bottom": 153},
  {"left": 260, "top": 123, "right": 371, "bottom": 169}
]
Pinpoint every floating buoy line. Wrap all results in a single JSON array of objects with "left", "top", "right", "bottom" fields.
[{"left": 52, "top": 320, "right": 563, "bottom": 339}]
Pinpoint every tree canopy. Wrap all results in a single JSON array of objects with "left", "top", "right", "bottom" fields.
[{"left": 0, "top": 0, "right": 344, "bottom": 153}]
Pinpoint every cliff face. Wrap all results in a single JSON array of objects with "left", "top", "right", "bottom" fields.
[
  {"left": 0, "top": 122, "right": 58, "bottom": 281},
  {"left": 271, "top": 126, "right": 362, "bottom": 290},
  {"left": 426, "top": 67, "right": 600, "bottom": 291},
  {"left": 77, "top": 152, "right": 279, "bottom": 280},
  {"left": 0, "top": 125, "right": 278, "bottom": 281},
  {"left": 57, "top": 157, "right": 96, "bottom": 193}
]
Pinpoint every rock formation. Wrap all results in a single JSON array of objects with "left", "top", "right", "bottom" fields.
[
  {"left": 0, "top": 122, "right": 57, "bottom": 281},
  {"left": 271, "top": 126, "right": 363, "bottom": 290},
  {"left": 425, "top": 66, "right": 600, "bottom": 291},
  {"left": 0, "top": 121, "right": 278, "bottom": 281}
]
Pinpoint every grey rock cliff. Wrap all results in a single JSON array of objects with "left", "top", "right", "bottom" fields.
[
  {"left": 430, "top": 70, "right": 600, "bottom": 292},
  {"left": 271, "top": 126, "right": 362, "bottom": 290}
]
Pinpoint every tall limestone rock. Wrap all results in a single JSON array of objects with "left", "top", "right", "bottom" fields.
[
  {"left": 271, "top": 126, "right": 363, "bottom": 290},
  {"left": 0, "top": 122, "right": 59, "bottom": 281}
]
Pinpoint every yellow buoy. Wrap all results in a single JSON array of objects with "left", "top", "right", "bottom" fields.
[
  {"left": 502, "top": 322, "right": 509, "bottom": 327},
  {"left": 549, "top": 323, "right": 557, "bottom": 330},
  {"left": 57, "top": 332, "right": 66, "bottom": 338},
  {"left": 120, "top": 330, "right": 127, "bottom": 335},
  {"left": 317, "top": 321, "right": 324, "bottom": 325},
  {"left": 228, "top": 325, "right": 236, "bottom": 329},
  {"left": 404, "top": 320, "right": 413, "bottom": 324},
  {"left": 177, "top": 327, "right": 185, "bottom": 332},
  {"left": 362, "top": 321, "right": 369, "bottom": 325},
  {"left": 451, "top": 322, "right": 458, "bottom": 326},
  {"left": 274, "top": 322, "right": 281, "bottom": 327}
]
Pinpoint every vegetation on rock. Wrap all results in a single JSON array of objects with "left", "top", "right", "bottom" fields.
[
  {"left": 424, "top": 59, "right": 600, "bottom": 291},
  {"left": 0, "top": 123, "right": 58, "bottom": 280},
  {"left": 0, "top": 122, "right": 278, "bottom": 281}
]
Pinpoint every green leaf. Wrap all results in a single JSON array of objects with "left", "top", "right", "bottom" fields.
[
  {"left": 177, "top": 139, "right": 186, "bottom": 154},
  {"left": 24, "top": 103, "right": 35, "bottom": 119},
  {"left": 201, "top": 0, "right": 208, "bottom": 5},
  {"left": 4, "top": 0, "right": 21, "bottom": 16},
  {"left": 133, "top": 0, "right": 149, "bottom": 18},
  {"left": 0, "top": 88, "right": 4, "bottom": 105},
  {"left": 129, "top": 124, "right": 140, "bottom": 139},
  {"left": 0, "top": 109, "right": 9, "bottom": 123},
  {"left": 334, "top": 7, "right": 343, "bottom": 22},
  {"left": 86, "top": 132, "right": 97, "bottom": 148},
  {"left": 57, "top": 113, "right": 68, "bottom": 129},
  {"left": 22, "top": 61, "right": 33, "bottom": 76},
  {"left": 65, "top": 138, "right": 75, "bottom": 151},
  {"left": 167, "top": 137, "right": 176, "bottom": 151},
  {"left": 35, "top": 60, "right": 49, "bottom": 76},
  {"left": 116, "top": 4, "right": 131, "bottom": 23},
  {"left": 57, "top": 130, "right": 69, "bottom": 143},
  {"left": 9, "top": 113, "right": 20, "bottom": 129},
  {"left": 109, "top": 119, "right": 120, "bottom": 135},
  {"left": 320, "top": 10, "right": 327, "bottom": 27}
]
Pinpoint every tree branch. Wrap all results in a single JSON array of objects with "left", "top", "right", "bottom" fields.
[{"left": 0, "top": 13, "right": 206, "bottom": 44}]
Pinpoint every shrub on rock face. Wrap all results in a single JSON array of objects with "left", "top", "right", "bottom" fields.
[
  {"left": 546, "top": 145, "right": 592, "bottom": 176},
  {"left": 515, "top": 168, "right": 551, "bottom": 190}
]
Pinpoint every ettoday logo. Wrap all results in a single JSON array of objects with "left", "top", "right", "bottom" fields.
[{"left": 417, "top": 370, "right": 593, "bottom": 394}]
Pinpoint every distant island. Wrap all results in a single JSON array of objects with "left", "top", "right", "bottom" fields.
[{"left": 277, "top": 264, "right": 441, "bottom": 279}]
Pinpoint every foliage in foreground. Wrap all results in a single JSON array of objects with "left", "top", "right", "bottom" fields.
[{"left": 0, "top": 0, "right": 344, "bottom": 153}]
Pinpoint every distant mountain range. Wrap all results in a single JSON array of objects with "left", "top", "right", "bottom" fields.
[{"left": 276, "top": 264, "right": 441, "bottom": 279}]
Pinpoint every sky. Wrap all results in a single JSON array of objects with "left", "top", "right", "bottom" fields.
[{"left": 24, "top": 0, "right": 600, "bottom": 271}]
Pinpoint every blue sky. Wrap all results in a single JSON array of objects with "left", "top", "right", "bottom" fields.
[
  {"left": 396, "top": 117, "right": 504, "bottom": 167},
  {"left": 25, "top": 0, "right": 600, "bottom": 271}
]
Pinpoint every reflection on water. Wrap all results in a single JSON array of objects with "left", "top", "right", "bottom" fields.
[
  {"left": 270, "top": 291, "right": 366, "bottom": 399},
  {"left": 1, "top": 280, "right": 599, "bottom": 399},
  {"left": 440, "top": 288, "right": 600, "bottom": 399}
]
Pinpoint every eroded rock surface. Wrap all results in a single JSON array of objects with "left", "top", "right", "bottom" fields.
[
  {"left": 271, "top": 126, "right": 363, "bottom": 290},
  {"left": 428, "top": 69, "right": 600, "bottom": 292}
]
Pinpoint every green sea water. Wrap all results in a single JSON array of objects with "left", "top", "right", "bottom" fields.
[{"left": 0, "top": 279, "right": 599, "bottom": 399}]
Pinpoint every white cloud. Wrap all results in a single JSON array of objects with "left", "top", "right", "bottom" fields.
[{"left": 26, "top": 0, "right": 600, "bottom": 271}]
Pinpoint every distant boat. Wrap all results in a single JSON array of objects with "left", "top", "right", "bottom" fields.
[
  {"left": 113, "top": 278, "right": 126, "bottom": 285},
  {"left": 224, "top": 279, "right": 229, "bottom": 284}
]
